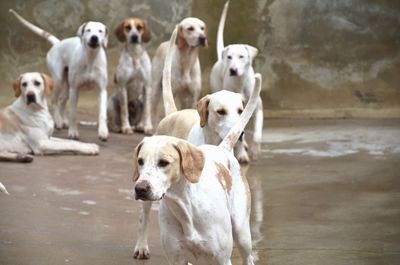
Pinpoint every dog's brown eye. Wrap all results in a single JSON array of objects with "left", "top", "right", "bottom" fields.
[
  {"left": 158, "top": 159, "right": 170, "bottom": 168},
  {"left": 138, "top": 158, "right": 144, "bottom": 166},
  {"left": 22, "top": 82, "right": 27, "bottom": 87},
  {"left": 238, "top": 108, "right": 243, "bottom": 114},
  {"left": 125, "top": 25, "right": 132, "bottom": 31},
  {"left": 136, "top": 25, "right": 143, "bottom": 31},
  {"left": 99, "top": 29, "right": 103, "bottom": 33},
  {"left": 217, "top": 109, "right": 227, "bottom": 116},
  {"left": 239, "top": 55, "right": 244, "bottom": 59},
  {"left": 34, "top": 80, "right": 41, "bottom": 86},
  {"left": 227, "top": 55, "right": 232, "bottom": 60},
  {"left": 188, "top": 26, "right": 194, "bottom": 31},
  {"left": 200, "top": 26, "right": 204, "bottom": 31}
]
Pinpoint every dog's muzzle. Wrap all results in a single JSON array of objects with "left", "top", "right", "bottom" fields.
[
  {"left": 134, "top": 180, "right": 152, "bottom": 201},
  {"left": 26, "top": 92, "right": 36, "bottom": 105},
  {"left": 198, "top": 36, "right": 207, "bottom": 47},
  {"left": 130, "top": 34, "right": 139, "bottom": 43},
  {"left": 88, "top": 35, "right": 99, "bottom": 48}
]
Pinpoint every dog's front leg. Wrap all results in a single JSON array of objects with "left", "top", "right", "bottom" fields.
[
  {"left": 117, "top": 85, "right": 133, "bottom": 135},
  {"left": 68, "top": 87, "right": 80, "bottom": 140},
  {"left": 141, "top": 84, "right": 153, "bottom": 135},
  {"left": 39, "top": 137, "right": 99, "bottom": 155},
  {"left": 98, "top": 87, "right": 109, "bottom": 141},
  {"left": 133, "top": 201, "right": 152, "bottom": 259}
]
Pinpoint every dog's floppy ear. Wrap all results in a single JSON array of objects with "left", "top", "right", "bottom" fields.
[
  {"left": 245, "top": 45, "right": 258, "bottom": 63},
  {"left": 12, "top": 75, "right": 22, "bottom": 97},
  {"left": 40, "top": 73, "right": 55, "bottom": 96},
  {"left": 77, "top": 22, "right": 87, "bottom": 37},
  {"left": 115, "top": 20, "right": 127, "bottom": 42},
  {"left": 102, "top": 26, "right": 109, "bottom": 48},
  {"left": 132, "top": 141, "right": 144, "bottom": 182},
  {"left": 174, "top": 141, "right": 204, "bottom": 183},
  {"left": 175, "top": 25, "right": 187, "bottom": 49},
  {"left": 141, "top": 21, "right": 151, "bottom": 43},
  {"left": 197, "top": 95, "right": 210, "bottom": 128}
]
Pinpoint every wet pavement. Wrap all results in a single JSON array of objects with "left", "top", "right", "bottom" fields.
[{"left": 1, "top": 119, "right": 400, "bottom": 265}]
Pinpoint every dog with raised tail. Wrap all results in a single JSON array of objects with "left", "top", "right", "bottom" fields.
[
  {"left": 132, "top": 70, "right": 261, "bottom": 265},
  {"left": 209, "top": 0, "right": 263, "bottom": 159},
  {"left": 9, "top": 9, "right": 109, "bottom": 141}
]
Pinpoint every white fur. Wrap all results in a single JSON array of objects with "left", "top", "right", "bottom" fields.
[
  {"left": 0, "top": 72, "right": 99, "bottom": 162},
  {"left": 151, "top": 17, "right": 207, "bottom": 118}
]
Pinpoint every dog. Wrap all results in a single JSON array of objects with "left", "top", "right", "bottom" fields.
[
  {"left": 133, "top": 26, "right": 251, "bottom": 260},
  {"left": 107, "top": 18, "right": 153, "bottom": 135},
  {"left": 150, "top": 17, "right": 207, "bottom": 121},
  {"left": 209, "top": 1, "right": 263, "bottom": 158},
  {"left": 0, "top": 72, "right": 99, "bottom": 163},
  {"left": 10, "top": 9, "right": 109, "bottom": 141},
  {"left": 132, "top": 72, "right": 261, "bottom": 265}
]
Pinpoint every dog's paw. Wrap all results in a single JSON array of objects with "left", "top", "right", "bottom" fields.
[
  {"left": 143, "top": 126, "right": 153, "bottom": 136},
  {"left": 98, "top": 124, "right": 109, "bottom": 141},
  {"left": 84, "top": 144, "right": 99, "bottom": 155},
  {"left": 121, "top": 125, "right": 133, "bottom": 135},
  {"left": 133, "top": 245, "right": 150, "bottom": 260},
  {"left": 68, "top": 129, "right": 80, "bottom": 140}
]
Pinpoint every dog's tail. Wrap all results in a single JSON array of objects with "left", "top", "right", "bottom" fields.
[
  {"left": 0, "top": 182, "right": 9, "bottom": 195},
  {"left": 217, "top": 0, "right": 230, "bottom": 61},
  {"left": 219, "top": 73, "right": 262, "bottom": 152},
  {"left": 9, "top": 9, "right": 60, "bottom": 46},
  {"left": 162, "top": 26, "right": 178, "bottom": 116}
]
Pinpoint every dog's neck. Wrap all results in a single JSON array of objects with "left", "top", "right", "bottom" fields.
[
  {"left": 178, "top": 46, "right": 199, "bottom": 76},
  {"left": 125, "top": 43, "right": 144, "bottom": 67},
  {"left": 82, "top": 45, "right": 102, "bottom": 64}
]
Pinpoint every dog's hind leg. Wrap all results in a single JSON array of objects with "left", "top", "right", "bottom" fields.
[{"left": 251, "top": 98, "right": 263, "bottom": 160}]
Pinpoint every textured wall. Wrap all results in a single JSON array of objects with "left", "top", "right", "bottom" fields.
[{"left": 1, "top": 0, "right": 399, "bottom": 118}]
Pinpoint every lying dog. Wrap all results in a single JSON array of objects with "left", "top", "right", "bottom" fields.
[
  {"left": 10, "top": 9, "right": 109, "bottom": 141},
  {"left": 151, "top": 17, "right": 207, "bottom": 120},
  {"left": 209, "top": 1, "right": 263, "bottom": 158},
  {"left": 132, "top": 72, "right": 261, "bottom": 265},
  {"left": 0, "top": 72, "right": 99, "bottom": 162},
  {"left": 107, "top": 18, "right": 153, "bottom": 135},
  {"left": 133, "top": 26, "right": 250, "bottom": 260}
]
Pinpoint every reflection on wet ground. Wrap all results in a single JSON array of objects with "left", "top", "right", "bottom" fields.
[{"left": 1, "top": 119, "right": 400, "bottom": 265}]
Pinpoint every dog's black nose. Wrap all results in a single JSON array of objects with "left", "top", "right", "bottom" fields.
[
  {"left": 90, "top": 35, "right": 99, "bottom": 45},
  {"left": 229, "top": 68, "right": 238, "bottom": 76},
  {"left": 199, "top": 36, "right": 207, "bottom": 47},
  {"left": 130, "top": 34, "right": 139, "bottom": 43},
  {"left": 135, "top": 181, "right": 151, "bottom": 200},
  {"left": 26, "top": 92, "right": 36, "bottom": 105}
]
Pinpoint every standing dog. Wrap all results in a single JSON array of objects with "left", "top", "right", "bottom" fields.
[
  {"left": 0, "top": 72, "right": 99, "bottom": 163},
  {"left": 10, "top": 9, "right": 109, "bottom": 141},
  {"left": 133, "top": 27, "right": 251, "bottom": 260},
  {"left": 107, "top": 18, "right": 153, "bottom": 135},
  {"left": 209, "top": 1, "right": 263, "bottom": 157},
  {"left": 132, "top": 72, "right": 261, "bottom": 265},
  {"left": 151, "top": 17, "right": 207, "bottom": 119}
]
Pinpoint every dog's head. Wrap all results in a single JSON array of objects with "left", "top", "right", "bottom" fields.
[
  {"left": 222, "top": 44, "right": 258, "bottom": 77},
  {"left": 77, "top": 21, "right": 109, "bottom": 49},
  {"left": 115, "top": 18, "right": 150, "bottom": 44},
  {"left": 176, "top": 17, "right": 207, "bottom": 49},
  {"left": 132, "top": 136, "right": 205, "bottom": 201},
  {"left": 12, "top": 72, "right": 54, "bottom": 108},
  {"left": 197, "top": 90, "right": 244, "bottom": 141}
]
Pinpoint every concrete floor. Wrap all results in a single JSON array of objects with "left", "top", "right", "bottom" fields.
[{"left": 0, "top": 119, "right": 399, "bottom": 265}]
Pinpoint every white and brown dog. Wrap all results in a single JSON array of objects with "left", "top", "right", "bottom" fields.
[
  {"left": 132, "top": 73, "right": 261, "bottom": 265},
  {"left": 151, "top": 17, "right": 207, "bottom": 120},
  {"left": 210, "top": 1, "right": 263, "bottom": 158},
  {"left": 107, "top": 18, "right": 153, "bottom": 135},
  {"left": 0, "top": 72, "right": 99, "bottom": 163},
  {"left": 133, "top": 27, "right": 251, "bottom": 260},
  {"left": 10, "top": 9, "right": 109, "bottom": 141}
]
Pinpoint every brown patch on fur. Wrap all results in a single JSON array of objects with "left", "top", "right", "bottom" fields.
[
  {"left": 132, "top": 142, "right": 144, "bottom": 182},
  {"left": 115, "top": 20, "right": 127, "bottom": 42},
  {"left": 140, "top": 19, "right": 151, "bottom": 43},
  {"left": 77, "top": 22, "right": 87, "bottom": 37},
  {"left": 241, "top": 173, "right": 251, "bottom": 216},
  {"left": 174, "top": 141, "right": 204, "bottom": 183},
  {"left": 197, "top": 95, "right": 210, "bottom": 128},
  {"left": 12, "top": 76, "right": 21, "bottom": 97},
  {"left": 40, "top": 73, "right": 55, "bottom": 96},
  {"left": 215, "top": 162, "right": 232, "bottom": 193},
  {"left": 175, "top": 26, "right": 188, "bottom": 49}
]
